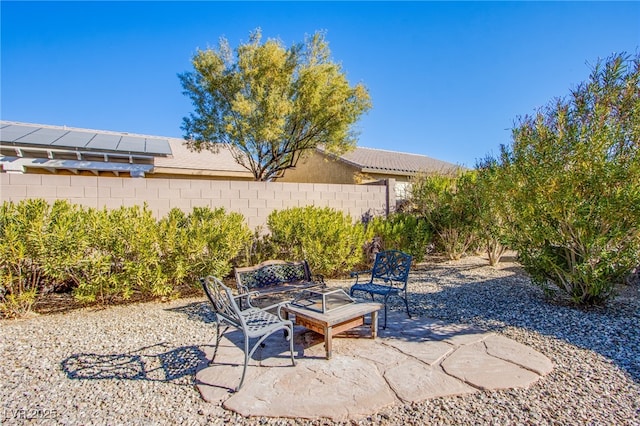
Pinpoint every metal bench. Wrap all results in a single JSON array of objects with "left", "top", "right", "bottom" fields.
[{"left": 234, "top": 260, "right": 326, "bottom": 303}]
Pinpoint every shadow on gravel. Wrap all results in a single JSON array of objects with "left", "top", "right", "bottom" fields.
[
  {"left": 402, "top": 273, "right": 640, "bottom": 384},
  {"left": 61, "top": 343, "right": 208, "bottom": 385},
  {"left": 165, "top": 301, "right": 217, "bottom": 324}
]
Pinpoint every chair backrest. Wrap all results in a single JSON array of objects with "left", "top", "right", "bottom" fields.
[
  {"left": 235, "top": 260, "right": 311, "bottom": 290},
  {"left": 371, "top": 250, "right": 412, "bottom": 288},
  {"left": 201, "top": 276, "right": 243, "bottom": 327}
]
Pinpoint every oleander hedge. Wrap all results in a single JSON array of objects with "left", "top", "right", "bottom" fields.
[{"left": 0, "top": 199, "right": 251, "bottom": 317}]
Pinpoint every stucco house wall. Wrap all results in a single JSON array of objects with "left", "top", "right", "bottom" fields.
[{"left": 278, "top": 150, "right": 360, "bottom": 184}]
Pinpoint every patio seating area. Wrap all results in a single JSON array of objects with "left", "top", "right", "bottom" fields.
[
  {"left": 2, "top": 254, "right": 637, "bottom": 425},
  {"left": 195, "top": 310, "right": 553, "bottom": 421}
]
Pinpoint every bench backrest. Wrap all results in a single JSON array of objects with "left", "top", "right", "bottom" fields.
[
  {"left": 370, "top": 250, "right": 412, "bottom": 289},
  {"left": 235, "top": 260, "right": 312, "bottom": 291}
]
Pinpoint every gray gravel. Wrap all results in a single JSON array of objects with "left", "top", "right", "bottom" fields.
[{"left": 1, "top": 255, "right": 639, "bottom": 425}]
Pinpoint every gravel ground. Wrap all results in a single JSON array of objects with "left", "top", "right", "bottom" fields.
[{"left": 1, "top": 255, "right": 639, "bottom": 425}]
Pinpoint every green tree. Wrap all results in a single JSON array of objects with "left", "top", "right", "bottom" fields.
[
  {"left": 179, "top": 29, "right": 372, "bottom": 181},
  {"left": 497, "top": 53, "right": 640, "bottom": 305}
]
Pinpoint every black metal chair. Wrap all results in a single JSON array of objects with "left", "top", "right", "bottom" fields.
[
  {"left": 349, "top": 250, "right": 413, "bottom": 329},
  {"left": 200, "top": 276, "right": 295, "bottom": 391}
]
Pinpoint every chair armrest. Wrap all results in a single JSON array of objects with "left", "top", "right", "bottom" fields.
[
  {"left": 233, "top": 290, "right": 260, "bottom": 309},
  {"left": 350, "top": 270, "right": 371, "bottom": 284},
  {"left": 259, "top": 301, "right": 291, "bottom": 321},
  {"left": 233, "top": 290, "right": 260, "bottom": 300},
  {"left": 312, "top": 274, "right": 326, "bottom": 287}
]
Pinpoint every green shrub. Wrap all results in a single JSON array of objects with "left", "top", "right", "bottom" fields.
[
  {"left": 467, "top": 163, "right": 511, "bottom": 266},
  {"left": 495, "top": 53, "right": 640, "bottom": 305},
  {"left": 169, "top": 207, "right": 252, "bottom": 284},
  {"left": 1, "top": 200, "right": 252, "bottom": 315},
  {"left": 73, "top": 205, "right": 164, "bottom": 303},
  {"left": 265, "top": 206, "right": 369, "bottom": 276},
  {"left": 366, "top": 213, "right": 431, "bottom": 262},
  {"left": 409, "top": 173, "right": 477, "bottom": 260},
  {"left": 0, "top": 199, "right": 50, "bottom": 317}
]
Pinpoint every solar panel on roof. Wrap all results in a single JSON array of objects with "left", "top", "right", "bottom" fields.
[
  {"left": 117, "top": 135, "right": 147, "bottom": 153},
  {"left": 18, "top": 128, "right": 69, "bottom": 145},
  {"left": 1, "top": 124, "right": 41, "bottom": 143},
  {"left": 145, "top": 138, "right": 172, "bottom": 155},
  {"left": 87, "top": 133, "right": 122, "bottom": 151},
  {"left": 0, "top": 121, "right": 172, "bottom": 156},
  {"left": 53, "top": 132, "right": 94, "bottom": 148}
]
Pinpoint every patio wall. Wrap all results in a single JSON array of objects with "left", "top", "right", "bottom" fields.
[{"left": 0, "top": 174, "right": 393, "bottom": 230}]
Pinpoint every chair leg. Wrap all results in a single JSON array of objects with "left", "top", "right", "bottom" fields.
[
  {"left": 286, "top": 324, "right": 296, "bottom": 366},
  {"left": 403, "top": 289, "right": 411, "bottom": 319},
  {"left": 210, "top": 322, "right": 229, "bottom": 365},
  {"left": 382, "top": 294, "right": 390, "bottom": 329},
  {"left": 236, "top": 333, "right": 250, "bottom": 392}
]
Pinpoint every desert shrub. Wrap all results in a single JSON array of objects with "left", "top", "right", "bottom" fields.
[
  {"left": 38, "top": 201, "right": 92, "bottom": 291},
  {"left": 73, "top": 205, "right": 165, "bottom": 303},
  {"left": 0, "top": 199, "right": 48, "bottom": 317},
  {"left": 1, "top": 199, "right": 252, "bottom": 315},
  {"left": 468, "top": 163, "right": 512, "bottom": 266},
  {"left": 366, "top": 213, "right": 431, "bottom": 262},
  {"left": 166, "top": 207, "right": 252, "bottom": 284},
  {"left": 265, "top": 206, "right": 369, "bottom": 276},
  {"left": 409, "top": 173, "right": 477, "bottom": 260},
  {"left": 494, "top": 53, "right": 640, "bottom": 305}
]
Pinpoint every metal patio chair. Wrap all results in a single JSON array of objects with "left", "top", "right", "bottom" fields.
[
  {"left": 200, "top": 276, "right": 295, "bottom": 392},
  {"left": 349, "top": 250, "right": 413, "bottom": 329}
]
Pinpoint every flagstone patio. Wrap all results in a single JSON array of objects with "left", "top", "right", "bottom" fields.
[{"left": 195, "top": 312, "right": 553, "bottom": 421}]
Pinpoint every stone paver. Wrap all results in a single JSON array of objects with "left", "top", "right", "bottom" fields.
[{"left": 196, "top": 312, "right": 553, "bottom": 421}]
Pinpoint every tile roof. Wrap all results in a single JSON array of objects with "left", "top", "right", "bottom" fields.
[{"left": 327, "top": 146, "right": 462, "bottom": 175}]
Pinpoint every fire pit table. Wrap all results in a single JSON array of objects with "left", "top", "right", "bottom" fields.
[{"left": 282, "top": 288, "right": 383, "bottom": 359}]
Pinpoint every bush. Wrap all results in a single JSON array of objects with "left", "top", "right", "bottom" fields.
[
  {"left": 73, "top": 205, "right": 165, "bottom": 303},
  {"left": 265, "top": 206, "right": 370, "bottom": 276},
  {"left": 1, "top": 199, "right": 51, "bottom": 317},
  {"left": 366, "top": 213, "right": 431, "bottom": 262},
  {"left": 409, "top": 173, "right": 477, "bottom": 260},
  {"left": 495, "top": 53, "right": 640, "bottom": 305},
  {"left": 159, "top": 207, "right": 252, "bottom": 286},
  {"left": 470, "top": 162, "right": 511, "bottom": 266},
  {"left": 0, "top": 200, "right": 252, "bottom": 316}
]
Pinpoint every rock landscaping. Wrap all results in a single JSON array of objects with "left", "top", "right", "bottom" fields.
[{"left": 1, "top": 255, "right": 638, "bottom": 425}]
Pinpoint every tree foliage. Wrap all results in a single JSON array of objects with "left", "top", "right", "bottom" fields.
[
  {"left": 179, "top": 29, "right": 372, "bottom": 181},
  {"left": 496, "top": 52, "right": 640, "bottom": 305}
]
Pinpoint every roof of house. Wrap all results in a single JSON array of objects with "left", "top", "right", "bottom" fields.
[
  {"left": 154, "top": 139, "right": 252, "bottom": 176},
  {"left": 323, "top": 146, "right": 462, "bottom": 175},
  {"left": 1, "top": 121, "right": 461, "bottom": 178},
  {"left": 0, "top": 120, "right": 251, "bottom": 177},
  {"left": 0, "top": 120, "right": 172, "bottom": 156}
]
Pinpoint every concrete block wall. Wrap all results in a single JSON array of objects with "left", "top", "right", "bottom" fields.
[{"left": 0, "top": 174, "right": 392, "bottom": 230}]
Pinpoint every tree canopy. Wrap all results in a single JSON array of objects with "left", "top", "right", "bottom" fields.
[{"left": 179, "top": 29, "right": 372, "bottom": 181}]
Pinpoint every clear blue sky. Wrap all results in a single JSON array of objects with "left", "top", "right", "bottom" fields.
[{"left": 2, "top": 1, "right": 639, "bottom": 168}]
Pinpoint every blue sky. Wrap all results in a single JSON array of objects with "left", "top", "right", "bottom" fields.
[{"left": 2, "top": 1, "right": 639, "bottom": 168}]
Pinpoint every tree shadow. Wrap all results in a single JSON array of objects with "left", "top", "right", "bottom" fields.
[{"left": 61, "top": 343, "right": 209, "bottom": 385}]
